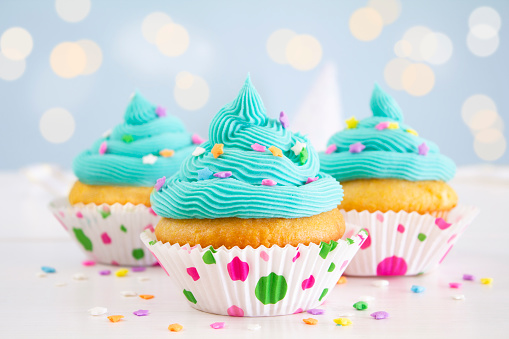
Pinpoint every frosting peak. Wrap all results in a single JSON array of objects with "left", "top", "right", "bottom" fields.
[
  {"left": 124, "top": 91, "right": 158, "bottom": 125},
  {"left": 370, "top": 83, "right": 404, "bottom": 121},
  {"left": 226, "top": 74, "right": 268, "bottom": 124}
]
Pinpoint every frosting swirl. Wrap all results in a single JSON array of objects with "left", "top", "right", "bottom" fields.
[
  {"left": 319, "top": 84, "right": 456, "bottom": 182},
  {"left": 151, "top": 76, "right": 343, "bottom": 219},
  {"left": 73, "top": 91, "right": 196, "bottom": 186}
]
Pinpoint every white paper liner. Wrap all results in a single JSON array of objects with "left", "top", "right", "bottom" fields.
[
  {"left": 340, "top": 205, "right": 479, "bottom": 276},
  {"left": 49, "top": 197, "right": 160, "bottom": 266},
  {"left": 140, "top": 229, "right": 368, "bottom": 317}
]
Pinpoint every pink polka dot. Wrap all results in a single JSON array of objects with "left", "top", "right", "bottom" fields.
[
  {"left": 227, "top": 257, "right": 249, "bottom": 282},
  {"left": 101, "top": 232, "right": 112, "bottom": 244},
  {"left": 301, "top": 275, "right": 315, "bottom": 290},
  {"left": 76, "top": 211, "right": 83, "bottom": 218},
  {"left": 435, "top": 218, "right": 452, "bottom": 230},
  {"left": 376, "top": 256, "right": 408, "bottom": 276},
  {"left": 260, "top": 251, "right": 269, "bottom": 261},
  {"left": 111, "top": 260, "right": 119, "bottom": 266},
  {"left": 148, "top": 207, "right": 157, "bottom": 216},
  {"left": 292, "top": 252, "right": 301, "bottom": 262},
  {"left": 344, "top": 229, "right": 355, "bottom": 239},
  {"left": 58, "top": 211, "right": 65, "bottom": 218},
  {"left": 376, "top": 213, "right": 384, "bottom": 222},
  {"left": 227, "top": 305, "right": 244, "bottom": 317},
  {"left": 397, "top": 224, "right": 405, "bottom": 233},
  {"left": 448, "top": 234, "right": 457, "bottom": 243},
  {"left": 439, "top": 245, "right": 453, "bottom": 264},
  {"left": 340, "top": 260, "right": 349, "bottom": 271},
  {"left": 54, "top": 214, "right": 68, "bottom": 230},
  {"left": 144, "top": 224, "right": 155, "bottom": 233},
  {"left": 186, "top": 267, "right": 200, "bottom": 281},
  {"left": 293, "top": 308, "right": 304, "bottom": 314},
  {"left": 360, "top": 229, "right": 371, "bottom": 250}
]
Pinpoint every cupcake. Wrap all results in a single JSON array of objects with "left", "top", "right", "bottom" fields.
[
  {"left": 141, "top": 76, "right": 367, "bottom": 316},
  {"left": 50, "top": 91, "right": 200, "bottom": 266},
  {"left": 319, "top": 84, "right": 478, "bottom": 276}
]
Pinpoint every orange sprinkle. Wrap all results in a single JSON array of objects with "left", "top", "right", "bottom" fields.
[
  {"left": 159, "top": 149, "right": 175, "bottom": 157},
  {"left": 268, "top": 146, "right": 283, "bottom": 157},
  {"left": 337, "top": 276, "right": 348, "bottom": 285},
  {"left": 211, "top": 143, "right": 224, "bottom": 158},
  {"left": 303, "top": 318, "right": 318, "bottom": 325},
  {"left": 107, "top": 315, "right": 124, "bottom": 323},
  {"left": 139, "top": 294, "right": 154, "bottom": 300},
  {"left": 168, "top": 323, "right": 183, "bottom": 332}
]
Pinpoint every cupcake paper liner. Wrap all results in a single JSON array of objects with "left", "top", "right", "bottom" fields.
[
  {"left": 140, "top": 228, "right": 368, "bottom": 317},
  {"left": 340, "top": 205, "right": 479, "bottom": 276},
  {"left": 49, "top": 197, "right": 160, "bottom": 266}
]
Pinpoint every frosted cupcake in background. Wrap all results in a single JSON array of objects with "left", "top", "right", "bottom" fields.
[
  {"left": 50, "top": 91, "right": 201, "bottom": 266},
  {"left": 319, "top": 84, "right": 479, "bottom": 276},
  {"left": 141, "top": 76, "right": 367, "bottom": 316}
]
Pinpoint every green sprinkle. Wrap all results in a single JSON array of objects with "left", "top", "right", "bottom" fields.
[
  {"left": 122, "top": 134, "right": 134, "bottom": 143},
  {"left": 353, "top": 301, "right": 368, "bottom": 310},
  {"left": 299, "top": 147, "right": 309, "bottom": 165},
  {"left": 328, "top": 262, "right": 336, "bottom": 272},
  {"left": 418, "top": 233, "right": 427, "bottom": 242},
  {"left": 120, "top": 225, "right": 127, "bottom": 233}
]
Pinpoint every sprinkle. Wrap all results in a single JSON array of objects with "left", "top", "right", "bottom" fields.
[
  {"left": 121, "top": 291, "right": 137, "bottom": 297},
  {"left": 359, "top": 296, "right": 375, "bottom": 302},
  {"left": 99, "top": 270, "right": 111, "bottom": 276},
  {"left": 154, "top": 176, "right": 166, "bottom": 191},
  {"left": 139, "top": 294, "right": 154, "bottom": 300},
  {"left": 142, "top": 154, "right": 158, "bottom": 164},
  {"left": 406, "top": 128, "right": 419, "bottom": 136},
  {"left": 372, "top": 279, "right": 389, "bottom": 287},
  {"left": 107, "top": 315, "right": 124, "bottom": 323},
  {"left": 99, "top": 141, "right": 107, "bottom": 155},
  {"left": 480, "top": 278, "right": 493, "bottom": 285},
  {"left": 452, "top": 295, "right": 465, "bottom": 300},
  {"left": 370, "top": 311, "right": 389, "bottom": 320},
  {"left": 262, "top": 179, "right": 277, "bottom": 186},
  {"left": 411, "top": 285, "right": 425, "bottom": 293},
  {"left": 338, "top": 313, "right": 355, "bottom": 317},
  {"left": 122, "top": 134, "right": 134, "bottom": 143},
  {"left": 345, "top": 116, "right": 359, "bottom": 129},
  {"left": 418, "top": 142, "right": 429, "bottom": 156},
  {"left": 155, "top": 105, "right": 166, "bottom": 117},
  {"left": 102, "top": 129, "right": 112, "bottom": 138},
  {"left": 337, "top": 276, "right": 347, "bottom": 284},
  {"left": 269, "top": 146, "right": 283, "bottom": 157},
  {"left": 299, "top": 148, "right": 309, "bottom": 165},
  {"left": 210, "top": 322, "right": 225, "bottom": 329},
  {"left": 197, "top": 167, "right": 213, "bottom": 180},
  {"left": 214, "top": 171, "right": 232, "bottom": 179},
  {"left": 36, "top": 272, "right": 46, "bottom": 278},
  {"left": 72, "top": 273, "right": 88, "bottom": 280},
  {"left": 247, "top": 324, "right": 261, "bottom": 331},
  {"left": 303, "top": 318, "right": 318, "bottom": 325},
  {"left": 133, "top": 309, "right": 149, "bottom": 316},
  {"left": 449, "top": 282, "right": 462, "bottom": 289},
  {"left": 291, "top": 140, "right": 306, "bottom": 155},
  {"left": 138, "top": 276, "right": 150, "bottom": 282},
  {"left": 353, "top": 301, "right": 368, "bottom": 310},
  {"left": 375, "top": 122, "right": 390, "bottom": 130},
  {"left": 306, "top": 176, "right": 318, "bottom": 184},
  {"left": 192, "top": 146, "right": 206, "bottom": 156},
  {"left": 211, "top": 143, "right": 224, "bottom": 158},
  {"left": 88, "top": 307, "right": 107, "bottom": 316},
  {"left": 463, "top": 274, "right": 475, "bottom": 281},
  {"left": 55, "top": 282, "right": 67, "bottom": 287},
  {"left": 307, "top": 309, "right": 325, "bottom": 315},
  {"left": 82, "top": 260, "right": 95, "bottom": 266},
  {"left": 279, "top": 111, "right": 289, "bottom": 128},
  {"left": 41, "top": 266, "right": 56, "bottom": 273},
  {"left": 168, "top": 323, "right": 183, "bottom": 332},
  {"left": 325, "top": 144, "right": 337, "bottom": 154},
  {"left": 333, "top": 318, "right": 352, "bottom": 326},
  {"left": 132, "top": 267, "right": 146, "bottom": 272},
  {"left": 192, "top": 134, "right": 205, "bottom": 144},
  {"left": 159, "top": 149, "right": 174, "bottom": 157},
  {"left": 251, "top": 143, "right": 266, "bottom": 152},
  {"left": 388, "top": 122, "right": 399, "bottom": 129},
  {"left": 115, "top": 269, "right": 128, "bottom": 277},
  {"left": 349, "top": 142, "right": 366, "bottom": 153}
]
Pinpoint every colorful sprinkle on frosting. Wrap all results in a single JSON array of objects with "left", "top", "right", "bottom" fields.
[
  {"left": 291, "top": 140, "right": 306, "bottom": 155},
  {"left": 251, "top": 143, "right": 266, "bottom": 152},
  {"left": 345, "top": 116, "right": 359, "bottom": 129},
  {"left": 349, "top": 142, "right": 365, "bottom": 153},
  {"left": 279, "top": 111, "right": 289, "bottom": 128},
  {"left": 269, "top": 146, "right": 283, "bottom": 157},
  {"left": 211, "top": 143, "right": 224, "bottom": 158}
]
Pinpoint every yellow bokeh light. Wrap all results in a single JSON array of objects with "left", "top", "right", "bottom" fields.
[
  {"left": 368, "top": 0, "right": 401, "bottom": 25},
  {"left": 349, "top": 7, "right": 384, "bottom": 41},
  {"left": 142, "top": 12, "right": 172, "bottom": 44},
  {"left": 266, "top": 29, "right": 297, "bottom": 64},
  {"left": 401, "top": 63, "right": 435, "bottom": 96},
  {"left": 285, "top": 34, "right": 322, "bottom": 71},
  {"left": 174, "top": 73, "right": 209, "bottom": 110},
  {"left": 50, "top": 42, "right": 87, "bottom": 78},
  {"left": 384, "top": 58, "right": 411, "bottom": 91},
  {"left": 155, "top": 23, "right": 189, "bottom": 57},
  {"left": 76, "top": 40, "right": 102, "bottom": 75},
  {"left": 175, "top": 71, "right": 194, "bottom": 89}
]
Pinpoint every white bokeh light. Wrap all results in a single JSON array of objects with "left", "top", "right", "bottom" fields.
[
  {"left": 76, "top": 40, "right": 102, "bottom": 75},
  {"left": 474, "top": 130, "right": 506, "bottom": 161},
  {"left": 50, "top": 42, "right": 87, "bottom": 78},
  {"left": 461, "top": 94, "right": 497, "bottom": 126},
  {"left": 468, "top": 110, "right": 499, "bottom": 132},
  {"left": 384, "top": 58, "right": 411, "bottom": 91},
  {"left": 469, "top": 7, "right": 501, "bottom": 32},
  {"left": 394, "top": 40, "right": 412, "bottom": 58},
  {"left": 155, "top": 23, "right": 189, "bottom": 57},
  {"left": 40, "top": 108, "right": 76, "bottom": 144},
  {"left": 174, "top": 72, "right": 209, "bottom": 110},
  {"left": 367, "top": 0, "right": 401, "bottom": 25},
  {"left": 0, "top": 27, "right": 33, "bottom": 61},
  {"left": 471, "top": 24, "right": 498, "bottom": 40},
  {"left": 175, "top": 71, "right": 194, "bottom": 89},
  {"left": 141, "top": 12, "right": 172, "bottom": 44},
  {"left": 402, "top": 26, "right": 433, "bottom": 61},
  {"left": 0, "top": 51, "right": 26, "bottom": 80},
  {"left": 467, "top": 32, "right": 499, "bottom": 57},
  {"left": 349, "top": 7, "right": 384, "bottom": 41},
  {"left": 401, "top": 63, "right": 435, "bottom": 96},
  {"left": 266, "top": 29, "right": 297, "bottom": 64},
  {"left": 285, "top": 34, "right": 322, "bottom": 71},
  {"left": 55, "top": 0, "right": 91, "bottom": 23},
  {"left": 420, "top": 32, "right": 453, "bottom": 65}
]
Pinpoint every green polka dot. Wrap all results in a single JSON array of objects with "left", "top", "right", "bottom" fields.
[
  {"left": 209, "top": 246, "right": 217, "bottom": 253},
  {"left": 353, "top": 301, "right": 368, "bottom": 310},
  {"left": 255, "top": 272, "right": 288, "bottom": 305},
  {"left": 346, "top": 238, "right": 354, "bottom": 245},
  {"left": 328, "top": 262, "right": 336, "bottom": 272},
  {"left": 148, "top": 240, "right": 156, "bottom": 246},
  {"left": 418, "top": 233, "right": 427, "bottom": 242},
  {"left": 99, "top": 209, "right": 111, "bottom": 219},
  {"left": 202, "top": 250, "right": 216, "bottom": 265},
  {"left": 132, "top": 248, "right": 145, "bottom": 260},
  {"left": 122, "top": 134, "right": 134, "bottom": 143},
  {"left": 73, "top": 228, "right": 93, "bottom": 252},
  {"left": 299, "top": 147, "right": 309, "bottom": 165},
  {"left": 319, "top": 288, "right": 329, "bottom": 301},
  {"left": 120, "top": 225, "right": 127, "bottom": 233},
  {"left": 319, "top": 240, "right": 338, "bottom": 259},
  {"left": 183, "top": 289, "right": 197, "bottom": 304}
]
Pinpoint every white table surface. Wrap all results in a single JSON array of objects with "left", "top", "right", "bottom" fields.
[{"left": 1, "top": 165, "right": 509, "bottom": 338}]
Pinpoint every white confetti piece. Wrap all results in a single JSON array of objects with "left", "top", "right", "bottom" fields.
[
  {"left": 192, "top": 146, "right": 206, "bottom": 156},
  {"left": 36, "top": 272, "right": 47, "bottom": 278},
  {"left": 55, "top": 282, "right": 67, "bottom": 287},
  {"left": 102, "top": 129, "right": 112, "bottom": 138},
  {"left": 247, "top": 324, "right": 261, "bottom": 331},
  {"left": 137, "top": 276, "right": 150, "bottom": 282},
  {"left": 88, "top": 307, "right": 107, "bottom": 316},
  {"left": 73, "top": 273, "right": 88, "bottom": 280},
  {"left": 359, "top": 295, "right": 375, "bottom": 302},
  {"left": 372, "top": 279, "right": 389, "bottom": 287},
  {"left": 121, "top": 291, "right": 138, "bottom": 297},
  {"left": 452, "top": 295, "right": 465, "bottom": 300},
  {"left": 338, "top": 313, "right": 355, "bottom": 317}
]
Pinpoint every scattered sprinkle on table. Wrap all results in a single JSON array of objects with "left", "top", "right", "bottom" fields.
[
  {"left": 372, "top": 279, "right": 389, "bottom": 287},
  {"left": 133, "top": 309, "right": 149, "bottom": 316},
  {"left": 463, "top": 274, "right": 475, "bottom": 281},
  {"left": 353, "top": 301, "right": 368, "bottom": 310},
  {"left": 359, "top": 296, "right": 374, "bottom": 302},
  {"left": 121, "top": 291, "right": 137, "bottom": 297},
  {"left": 337, "top": 276, "right": 347, "bottom": 284},
  {"left": 73, "top": 273, "right": 87, "bottom": 280},
  {"left": 452, "top": 295, "right": 465, "bottom": 300},
  {"left": 138, "top": 276, "right": 150, "bottom": 282},
  {"left": 115, "top": 269, "right": 128, "bottom": 277},
  {"left": 247, "top": 324, "right": 261, "bottom": 331},
  {"left": 88, "top": 307, "right": 107, "bottom": 316},
  {"left": 303, "top": 318, "right": 318, "bottom": 325},
  {"left": 168, "top": 323, "right": 183, "bottom": 332},
  {"left": 449, "top": 282, "right": 462, "bottom": 288},
  {"left": 36, "top": 272, "right": 46, "bottom": 278},
  {"left": 99, "top": 270, "right": 111, "bottom": 276},
  {"left": 139, "top": 294, "right": 154, "bottom": 300},
  {"left": 210, "top": 322, "right": 225, "bottom": 329},
  {"left": 370, "top": 311, "right": 389, "bottom": 320},
  {"left": 55, "top": 282, "right": 67, "bottom": 287},
  {"left": 41, "top": 266, "right": 56, "bottom": 273},
  {"left": 82, "top": 260, "right": 95, "bottom": 266},
  {"left": 480, "top": 278, "right": 493, "bottom": 285},
  {"left": 333, "top": 318, "right": 352, "bottom": 326},
  {"left": 107, "top": 315, "right": 124, "bottom": 323},
  {"left": 411, "top": 285, "right": 425, "bottom": 293},
  {"left": 307, "top": 309, "right": 325, "bottom": 315},
  {"left": 131, "top": 267, "right": 146, "bottom": 272}
]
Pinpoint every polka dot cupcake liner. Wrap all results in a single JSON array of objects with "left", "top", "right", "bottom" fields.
[
  {"left": 140, "top": 228, "right": 368, "bottom": 317},
  {"left": 340, "top": 205, "right": 479, "bottom": 276},
  {"left": 49, "top": 197, "right": 160, "bottom": 266}
]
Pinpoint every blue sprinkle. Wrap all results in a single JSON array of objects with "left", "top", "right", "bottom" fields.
[
  {"left": 41, "top": 266, "right": 56, "bottom": 273},
  {"left": 411, "top": 285, "right": 425, "bottom": 293},
  {"left": 197, "top": 167, "right": 213, "bottom": 181}
]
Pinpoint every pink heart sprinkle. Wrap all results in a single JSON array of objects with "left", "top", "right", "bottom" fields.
[
  {"left": 186, "top": 267, "right": 200, "bottom": 281},
  {"left": 292, "top": 251, "right": 300, "bottom": 262},
  {"left": 301, "top": 275, "right": 315, "bottom": 290},
  {"left": 262, "top": 179, "right": 277, "bottom": 186},
  {"left": 294, "top": 308, "right": 304, "bottom": 314},
  {"left": 449, "top": 282, "right": 462, "bottom": 289},
  {"left": 306, "top": 176, "right": 318, "bottom": 184},
  {"left": 435, "top": 218, "right": 452, "bottom": 230},
  {"left": 144, "top": 224, "right": 155, "bottom": 233},
  {"left": 375, "top": 122, "right": 390, "bottom": 130},
  {"left": 376, "top": 213, "right": 384, "bottom": 222},
  {"left": 325, "top": 144, "right": 337, "bottom": 154},
  {"left": 99, "top": 141, "right": 107, "bottom": 155},
  {"left": 227, "top": 305, "right": 244, "bottom": 317},
  {"left": 260, "top": 251, "right": 269, "bottom": 261},
  {"left": 397, "top": 224, "right": 405, "bottom": 233},
  {"left": 101, "top": 232, "right": 112, "bottom": 244},
  {"left": 192, "top": 133, "right": 205, "bottom": 144},
  {"left": 251, "top": 143, "right": 266, "bottom": 152},
  {"left": 210, "top": 322, "right": 225, "bottom": 329},
  {"left": 76, "top": 211, "right": 83, "bottom": 218}
]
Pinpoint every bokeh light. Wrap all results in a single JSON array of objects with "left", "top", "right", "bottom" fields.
[
  {"left": 267, "top": 29, "right": 297, "bottom": 64},
  {"left": 467, "top": 32, "right": 499, "bottom": 57},
  {"left": 39, "top": 108, "right": 76, "bottom": 144},
  {"left": 141, "top": 12, "right": 172, "bottom": 44},
  {"left": 469, "top": 7, "right": 501, "bottom": 33},
  {"left": 0, "top": 52, "right": 26, "bottom": 81},
  {"left": 394, "top": 40, "right": 412, "bottom": 58},
  {"left": 55, "top": 0, "right": 91, "bottom": 23},
  {"left": 286, "top": 34, "right": 322, "bottom": 71},
  {"left": 76, "top": 40, "right": 102, "bottom": 75},
  {"left": 467, "top": 7, "right": 501, "bottom": 57},
  {"left": 367, "top": 0, "right": 401, "bottom": 25},
  {"left": 461, "top": 94, "right": 497, "bottom": 126},
  {"left": 401, "top": 26, "right": 433, "bottom": 61},
  {"left": 0, "top": 27, "right": 33, "bottom": 61},
  {"left": 349, "top": 7, "right": 384, "bottom": 41},
  {"left": 384, "top": 58, "right": 411, "bottom": 91},
  {"left": 420, "top": 32, "right": 453, "bottom": 65},
  {"left": 401, "top": 63, "right": 435, "bottom": 96},
  {"left": 50, "top": 42, "right": 87, "bottom": 78},
  {"left": 155, "top": 23, "right": 189, "bottom": 57},
  {"left": 174, "top": 72, "right": 209, "bottom": 110},
  {"left": 474, "top": 130, "right": 506, "bottom": 161}
]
